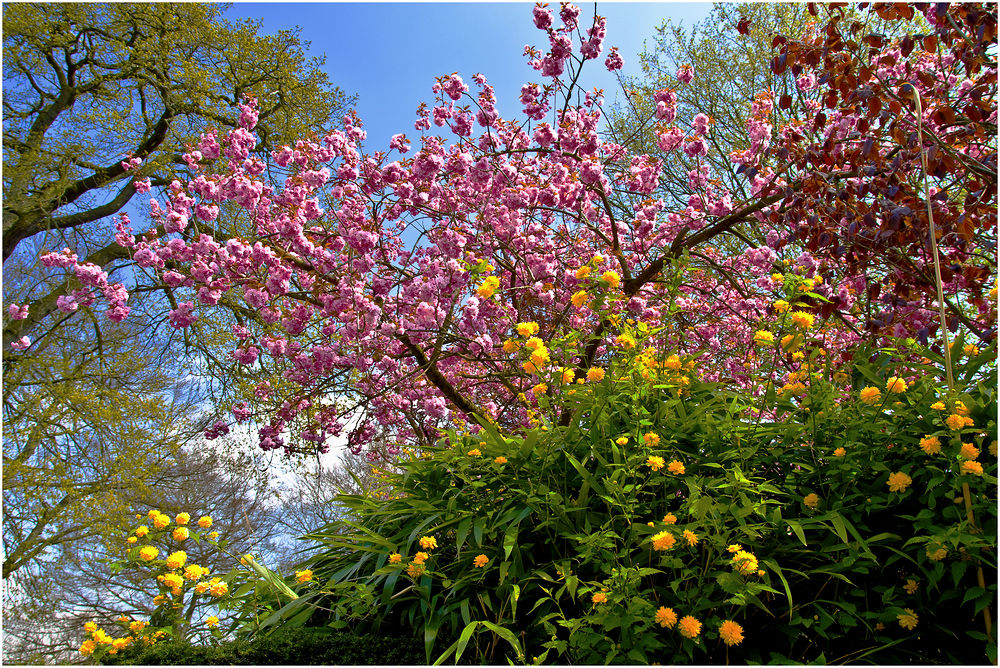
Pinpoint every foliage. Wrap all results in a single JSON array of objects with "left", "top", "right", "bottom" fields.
[
  {"left": 253, "top": 300, "right": 997, "bottom": 664},
  {"left": 99, "top": 627, "right": 424, "bottom": 665}
]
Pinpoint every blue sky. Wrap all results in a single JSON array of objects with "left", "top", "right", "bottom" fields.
[{"left": 224, "top": 2, "right": 715, "bottom": 150}]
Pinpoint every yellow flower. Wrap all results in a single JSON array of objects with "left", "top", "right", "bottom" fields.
[
  {"left": 516, "top": 322, "right": 539, "bottom": 337},
  {"left": 571, "top": 290, "right": 589, "bottom": 307},
  {"left": 771, "top": 272, "right": 784, "bottom": 283},
  {"left": 919, "top": 435, "right": 941, "bottom": 455},
  {"left": 790, "top": 311, "right": 814, "bottom": 330},
  {"left": 960, "top": 443, "right": 980, "bottom": 460},
  {"left": 726, "top": 543, "right": 743, "bottom": 553},
  {"left": 209, "top": 580, "right": 229, "bottom": 597},
  {"left": 406, "top": 562, "right": 426, "bottom": 578},
  {"left": 732, "top": 550, "right": 759, "bottom": 575},
  {"left": 945, "top": 414, "right": 967, "bottom": 430},
  {"left": 524, "top": 337, "right": 543, "bottom": 351},
  {"left": 205, "top": 616, "right": 219, "bottom": 627},
  {"left": 531, "top": 383, "right": 547, "bottom": 397},
  {"left": 197, "top": 515, "right": 212, "bottom": 529},
  {"left": 413, "top": 551, "right": 429, "bottom": 564},
  {"left": 529, "top": 346, "right": 550, "bottom": 367},
  {"left": 494, "top": 456, "right": 508, "bottom": 464},
  {"left": 473, "top": 554, "right": 489, "bottom": 568},
  {"left": 954, "top": 400, "right": 970, "bottom": 416},
  {"left": 467, "top": 448, "right": 481, "bottom": 456},
  {"left": 419, "top": 536, "right": 438, "bottom": 550},
  {"left": 753, "top": 330, "right": 774, "bottom": 345},
  {"left": 615, "top": 333, "right": 636, "bottom": 349},
  {"left": 961, "top": 460, "right": 984, "bottom": 476},
  {"left": 859, "top": 386, "right": 882, "bottom": 405},
  {"left": 84, "top": 622, "right": 98, "bottom": 633},
  {"left": 773, "top": 299, "right": 790, "bottom": 313},
  {"left": 592, "top": 592, "right": 608, "bottom": 604},
  {"left": 162, "top": 573, "right": 184, "bottom": 590},
  {"left": 655, "top": 606, "right": 678, "bottom": 628},
  {"left": 129, "top": 620, "right": 146, "bottom": 633},
  {"left": 683, "top": 530, "right": 698, "bottom": 546},
  {"left": 927, "top": 545, "right": 947, "bottom": 561},
  {"left": 476, "top": 276, "right": 500, "bottom": 298},
  {"left": 127, "top": 536, "right": 137, "bottom": 544},
  {"left": 502, "top": 339, "right": 520, "bottom": 353},
  {"left": 615, "top": 436, "right": 629, "bottom": 446},
  {"left": 139, "top": 546, "right": 159, "bottom": 561},
  {"left": 677, "top": 615, "right": 702, "bottom": 639},
  {"left": 194, "top": 582, "right": 210, "bottom": 595},
  {"left": 295, "top": 570, "right": 313, "bottom": 583},
  {"left": 592, "top": 253, "right": 604, "bottom": 264},
  {"left": 522, "top": 361, "right": 538, "bottom": 374},
  {"left": 586, "top": 367, "right": 605, "bottom": 382},
  {"left": 93, "top": 629, "right": 113, "bottom": 645},
  {"left": 667, "top": 460, "right": 685, "bottom": 475},
  {"left": 184, "top": 564, "right": 204, "bottom": 581},
  {"left": 175, "top": 512, "right": 190, "bottom": 525},
  {"left": 664, "top": 354, "right": 682, "bottom": 371},
  {"left": 719, "top": 620, "right": 744, "bottom": 646},
  {"left": 886, "top": 376, "right": 908, "bottom": 394},
  {"left": 148, "top": 509, "right": 160, "bottom": 520},
  {"left": 575, "top": 266, "right": 592, "bottom": 280},
  {"left": 897, "top": 609, "right": 918, "bottom": 630},
  {"left": 651, "top": 531, "right": 676, "bottom": 551},
  {"left": 963, "top": 344, "right": 980, "bottom": 357},
  {"left": 135, "top": 525, "right": 149, "bottom": 537},
  {"left": 833, "top": 447, "right": 846, "bottom": 457},
  {"left": 561, "top": 368, "right": 575, "bottom": 383},
  {"left": 803, "top": 493, "right": 820, "bottom": 509},
  {"left": 389, "top": 553, "right": 402, "bottom": 564},
  {"left": 165, "top": 551, "right": 187, "bottom": 570},
  {"left": 208, "top": 531, "right": 219, "bottom": 540},
  {"left": 152, "top": 513, "right": 170, "bottom": 529},
  {"left": 79, "top": 640, "right": 97, "bottom": 656},
  {"left": 646, "top": 456, "right": 666, "bottom": 471},
  {"left": 903, "top": 579, "right": 919, "bottom": 594},
  {"left": 887, "top": 471, "right": 912, "bottom": 493},
  {"left": 600, "top": 270, "right": 621, "bottom": 288},
  {"left": 663, "top": 513, "right": 677, "bottom": 525},
  {"left": 930, "top": 401, "right": 946, "bottom": 410},
  {"left": 172, "top": 527, "right": 189, "bottom": 542}
]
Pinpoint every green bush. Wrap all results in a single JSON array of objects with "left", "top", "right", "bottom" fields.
[
  {"left": 101, "top": 627, "right": 424, "bottom": 665},
  {"left": 264, "top": 324, "right": 996, "bottom": 665}
]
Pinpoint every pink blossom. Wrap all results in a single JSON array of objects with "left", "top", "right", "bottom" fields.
[
  {"left": 10, "top": 336, "right": 30, "bottom": 350},
  {"left": 676, "top": 64, "right": 694, "bottom": 84},
  {"left": 533, "top": 4, "right": 553, "bottom": 29},
  {"left": 604, "top": 47, "right": 623, "bottom": 71},
  {"left": 167, "top": 302, "right": 198, "bottom": 329},
  {"left": 56, "top": 295, "right": 78, "bottom": 312},
  {"left": 7, "top": 304, "right": 28, "bottom": 320}
]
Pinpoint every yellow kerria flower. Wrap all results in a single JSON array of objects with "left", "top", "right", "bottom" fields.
[
  {"left": 919, "top": 435, "right": 941, "bottom": 455},
  {"left": 963, "top": 344, "right": 980, "bottom": 357},
  {"left": 413, "top": 552, "right": 429, "bottom": 564},
  {"left": 295, "top": 570, "right": 313, "bottom": 583},
  {"left": 651, "top": 531, "right": 676, "bottom": 551},
  {"left": 419, "top": 536, "right": 438, "bottom": 550},
  {"left": 562, "top": 368, "right": 575, "bottom": 383},
  {"left": 773, "top": 299, "right": 790, "bottom": 313},
  {"left": 954, "top": 400, "right": 970, "bottom": 416},
  {"left": 571, "top": 290, "right": 589, "bottom": 307},
  {"left": 84, "top": 622, "right": 98, "bottom": 633},
  {"left": 803, "top": 493, "right": 820, "bottom": 509},
  {"left": 494, "top": 456, "right": 508, "bottom": 464},
  {"left": 886, "top": 376, "right": 908, "bottom": 393},
  {"left": 162, "top": 573, "right": 184, "bottom": 590},
  {"left": 961, "top": 460, "right": 984, "bottom": 476},
  {"left": 683, "top": 530, "right": 698, "bottom": 546},
  {"left": 575, "top": 266, "right": 592, "bottom": 280},
  {"left": 592, "top": 592, "right": 608, "bottom": 604},
  {"left": 467, "top": 448, "right": 481, "bottom": 456},
  {"left": 165, "top": 551, "right": 187, "bottom": 570},
  {"left": 197, "top": 515, "right": 212, "bottom": 529},
  {"left": 473, "top": 554, "right": 489, "bottom": 568},
  {"left": 389, "top": 553, "right": 402, "bottom": 564},
  {"left": 476, "top": 276, "right": 500, "bottom": 299},
  {"left": 771, "top": 272, "right": 784, "bottom": 283},
  {"left": 194, "top": 582, "right": 210, "bottom": 595},
  {"left": 615, "top": 333, "right": 636, "bottom": 349},
  {"left": 524, "top": 337, "right": 543, "bottom": 351},
  {"left": 732, "top": 550, "right": 759, "bottom": 575},
  {"left": 148, "top": 509, "right": 160, "bottom": 520},
  {"left": 592, "top": 253, "right": 604, "bottom": 264},
  {"left": 587, "top": 367, "right": 605, "bottom": 382},
  {"left": 753, "top": 330, "right": 774, "bottom": 345},
  {"left": 897, "top": 609, "right": 918, "bottom": 630},
  {"left": 719, "top": 620, "right": 744, "bottom": 646},
  {"left": 135, "top": 525, "right": 149, "bottom": 537},
  {"left": 647, "top": 456, "right": 666, "bottom": 471},
  {"left": 205, "top": 616, "right": 219, "bottom": 627},
  {"left": 927, "top": 545, "right": 947, "bottom": 561},
  {"left": 833, "top": 447, "right": 846, "bottom": 457},
  {"left": 727, "top": 543, "right": 743, "bottom": 554},
  {"left": 600, "top": 270, "right": 621, "bottom": 288},
  {"left": 522, "top": 361, "right": 538, "bottom": 374},
  {"left": 790, "top": 311, "right": 814, "bottom": 330},
  {"left": 152, "top": 513, "right": 170, "bottom": 529},
  {"left": 677, "top": 615, "right": 702, "bottom": 638},
  {"left": 127, "top": 536, "right": 137, "bottom": 544},
  {"left": 529, "top": 346, "right": 550, "bottom": 367},
  {"left": 664, "top": 354, "right": 682, "bottom": 371},
  {"left": 945, "top": 414, "right": 968, "bottom": 430},
  {"left": 930, "top": 401, "right": 946, "bottom": 410},
  {"left": 960, "top": 443, "right": 980, "bottom": 460},
  {"left": 516, "top": 322, "right": 539, "bottom": 337},
  {"left": 139, "top": 546, "right": 159, "bottom": 561},
  {"left": 859, "top": 387, "right": 882, "bottom": 405},
  {"left": 209, "top": 580, "right": 229, "bottom": 597},
  {"left": 903, "top": 579, "right": 919, "bottom": 594},
  {"left": 615, "top": 436, "right": 629, "bottom": 446},
  {"left": 208, "top": 531, "right": 219, "bottom": 540},
  {"left": 406, "top": 562, "right": 426, "bottom": 578},
  {"left": 172, "top": 527, "right": 189, "bottom": 542},
  {"left": 175, "top": 512, "right": 190, "bottom": 525},
  {"left": 667, "top": 460, "right": 685, "bottom": 475},
  {"left": 184, "top": 565, "right": 204, "bottom": 581},
  {"left": 887, "top": 471, "right": 912, "bottom": 493},
  {"left": 655, "top": 606, "right": 678, "bottom": 628},
  {"left": 643, "top": 432, "right": 661, "bottom": 447},
  {"left": 129, "top": 620, "right": 146, "bottom": 633}
]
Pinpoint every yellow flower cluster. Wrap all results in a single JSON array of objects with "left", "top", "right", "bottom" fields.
[
  {"left": 731, "top": 549, "right": 759, "bottom": 576},
  {"left": 886, "top": 471, "right": 912, "bottom": 493},
  {"left": 476, "top": 275, "right": 500, "bottom": 299}
]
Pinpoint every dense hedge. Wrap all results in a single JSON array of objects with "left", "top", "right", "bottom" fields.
[{"left": 100, "top": 627, "right": 424, "bottom": 665}]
